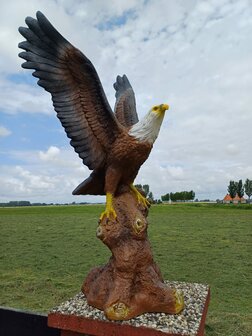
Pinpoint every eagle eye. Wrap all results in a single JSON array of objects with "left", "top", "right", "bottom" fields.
[{"left": 153, "top": 106, "right": 158, "bottom": 111}]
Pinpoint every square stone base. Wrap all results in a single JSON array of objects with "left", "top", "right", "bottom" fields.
[{"left": 48, "top": 281, "right": 210, "bottom": 336}]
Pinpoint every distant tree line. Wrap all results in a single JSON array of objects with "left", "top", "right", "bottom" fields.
[
  {"left": 161, "top": 190, "right": 195, "bottom": 202},
  {"left": 228, "top": 178, "right": 252, "bottom": 202},
  {"left": 0, "top": 201, "right": 34, "bottom": 207},
  {"left": 0, "top": 201, "right": 89, "bottom": 207}
]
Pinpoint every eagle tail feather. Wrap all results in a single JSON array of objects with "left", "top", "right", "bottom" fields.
[{"left": 72, "top": 170, "right": 105, "bottom": 195}]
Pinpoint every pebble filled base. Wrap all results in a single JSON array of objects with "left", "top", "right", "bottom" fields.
[{"left": 49, "top": 281, "right": 210, "bottom": 336}]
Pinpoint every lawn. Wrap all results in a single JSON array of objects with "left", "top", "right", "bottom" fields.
[{"left": 0, "top": 203, "right": 251, "bottom": 335}]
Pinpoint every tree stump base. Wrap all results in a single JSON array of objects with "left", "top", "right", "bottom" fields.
[{"left": 83, "top": 190, "right": 184, "bottom": 320}]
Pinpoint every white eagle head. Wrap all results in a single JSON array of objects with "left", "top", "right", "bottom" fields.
[{"left": 129, "top": 104, "right": 169, "bottom": 144}]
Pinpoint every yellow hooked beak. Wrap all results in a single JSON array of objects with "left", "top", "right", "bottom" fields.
[
  {"left": 161, "top": 104, "right": 169, "bottom": 111},
  {"left": 152, "top": 104, "right": 169, "bottom": 116}
]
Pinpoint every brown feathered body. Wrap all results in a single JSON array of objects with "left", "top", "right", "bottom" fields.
[
  {"left": 73, "top": 131, "right": 152, "bottom": 196},
  {"left": 107, "top": 132, "right": 152, "bottom": 188}
]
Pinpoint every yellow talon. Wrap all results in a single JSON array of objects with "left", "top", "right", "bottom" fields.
[
  {"left": 130, "top": 184, "right": 150, "bottom": 208},
  {"left": 99, "top": 193, "right": 117, "bottom": 221}
]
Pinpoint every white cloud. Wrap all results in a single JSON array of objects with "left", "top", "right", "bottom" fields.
[
  {"left": 0, "top": 159, "right": 99, "bottom": 203},
  {"left": 0, "top": 165, "right": 56, "bottom": 198},
  {"left": 0, "top": 146, "right": 97, "bottom": 203},
  {"left": 0, "top": 125, "right": 11, "bottom": 137},
  {"left": 39, "top": 146, "right": 61, "bottom": 161},
  {"left": 166, "top": 166, "right": 185, "bottom": 179},
  {"left": 226, "top": 144, "right": 239, "bottom": 155},
  {"left": 0, "top": 78, "right": 52, "bottom": 115}
]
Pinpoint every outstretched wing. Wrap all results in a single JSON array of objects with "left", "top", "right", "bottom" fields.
[
  {"left": 19, "top": 11, "right": 121, "bottom": 171},
  {"left": 113, "top": 75, "right": 139, "bottom": 128}
]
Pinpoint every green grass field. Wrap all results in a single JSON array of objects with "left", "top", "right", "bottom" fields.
[{"left": 0, "top": 203, "right": 251, "bottom": 335}]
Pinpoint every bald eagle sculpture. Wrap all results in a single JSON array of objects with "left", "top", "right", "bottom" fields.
[{"left": 18, "top": 12, "right": 169, "bottom": 220}]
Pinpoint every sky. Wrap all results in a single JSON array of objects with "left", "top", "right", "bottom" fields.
[{"left": 0, "top": 0, "right": 252, "bottom": 203}]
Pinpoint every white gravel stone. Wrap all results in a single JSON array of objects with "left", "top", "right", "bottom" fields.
[{"left": 50, "top": 281, "right": 209, "bottom": 336}]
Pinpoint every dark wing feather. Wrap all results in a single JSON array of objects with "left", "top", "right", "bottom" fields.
[
  {"left": 113, "top": 74, "right": 138, "bottom": 127},
  {"left": 19, "top": 11, "right": 121, "bottom": 170}
]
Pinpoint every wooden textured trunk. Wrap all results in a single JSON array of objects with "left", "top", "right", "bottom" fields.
[{"left": 82, "top": 189, "right": 184, "bottom": 320}]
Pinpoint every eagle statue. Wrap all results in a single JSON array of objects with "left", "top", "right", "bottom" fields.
[{"left": 18, "top": 11, "right": 169, "bottom": 220}]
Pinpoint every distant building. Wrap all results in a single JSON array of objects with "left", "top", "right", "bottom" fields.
[{"left": 223, "top": 194, "right": 246, "bottom": 204}]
